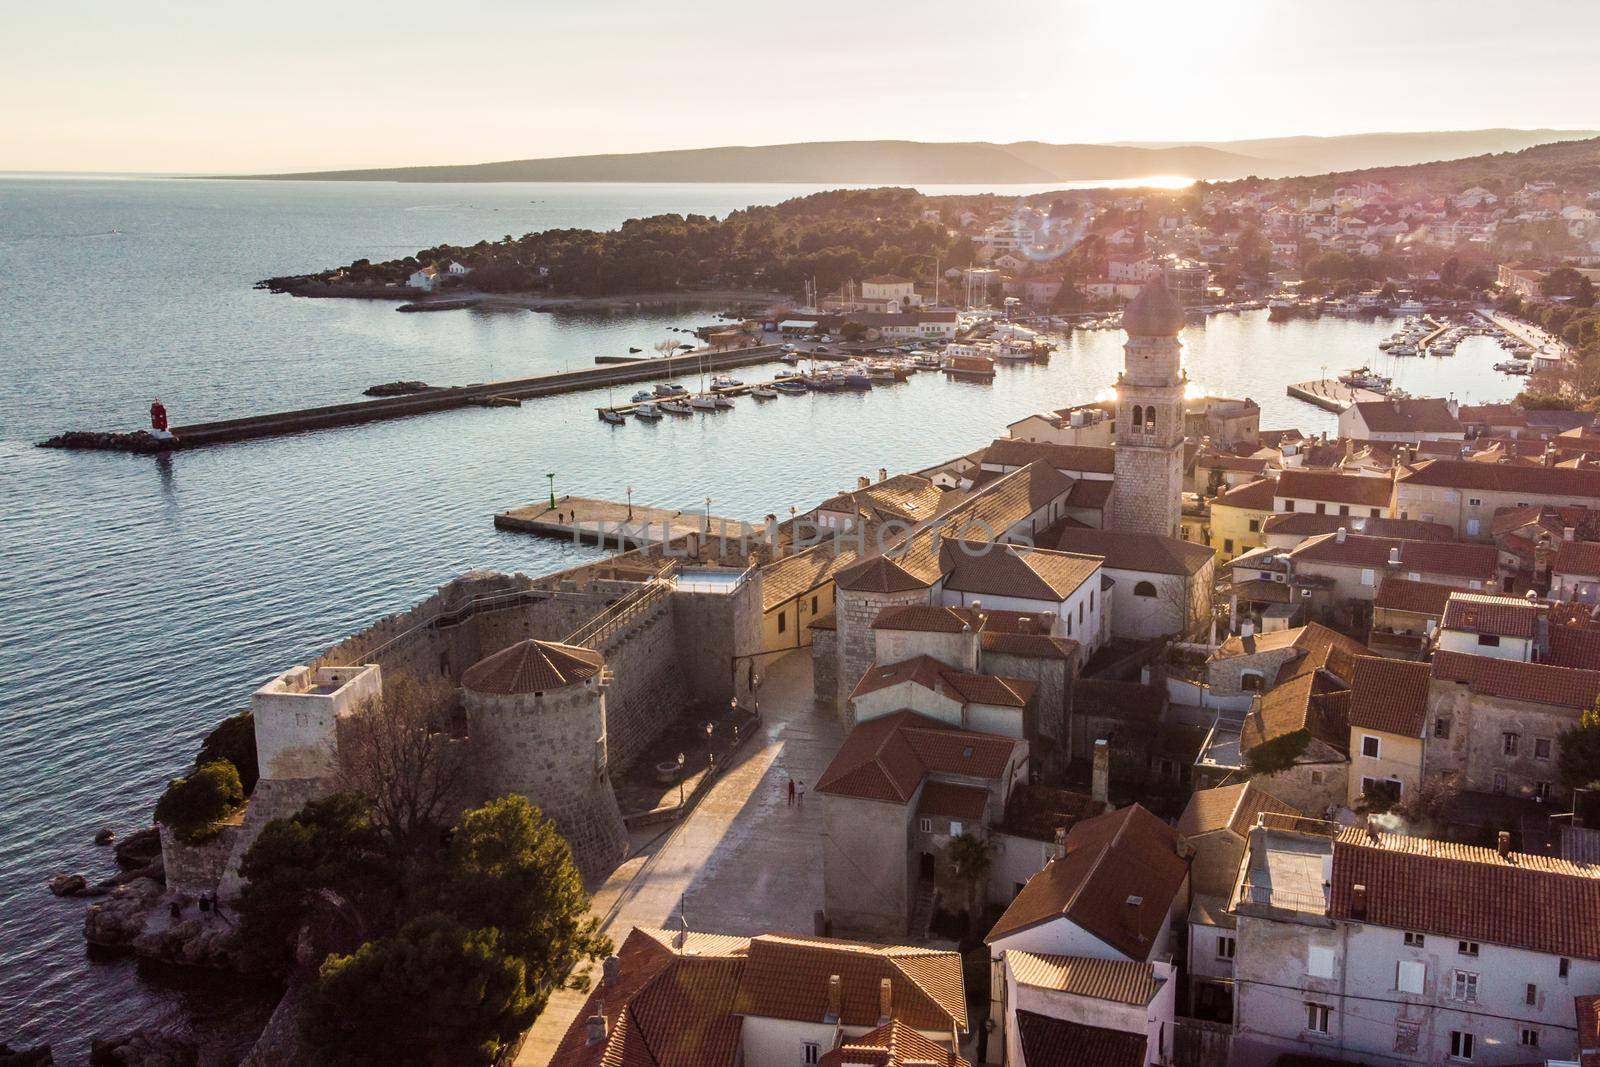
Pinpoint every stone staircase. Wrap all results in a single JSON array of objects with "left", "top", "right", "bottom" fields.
[{"left": 909, "top": 881, "right": 939, "bottom": 941}]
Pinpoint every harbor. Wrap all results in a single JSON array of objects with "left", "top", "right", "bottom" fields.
[
  {"left": 1286, "top": 377, "right": 1390, "bottom": 413},
  {"left": 494, "top": 495, "right": 753, "bottom": 547}
]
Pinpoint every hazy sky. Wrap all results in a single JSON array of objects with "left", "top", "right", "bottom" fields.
[{"left": 5, "top": 0, "right": 1598, "bottom": 173}]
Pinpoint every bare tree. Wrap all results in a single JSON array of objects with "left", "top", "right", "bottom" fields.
[
  {"left": 336, "top": 673, "right": 466, "bottom": 854},
  {"left": 654, "top": 339, "right": 679, "bottom": 361}
]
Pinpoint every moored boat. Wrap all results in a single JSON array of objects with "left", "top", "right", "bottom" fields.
[
  {"left": 599, "top": 408, "right": 626, "bottom": 424},
  {"left": 659, "top": 399, "right": 693, "bottom": 414},
  {"left": 633, "top": 403, "right": 663, "bottom": 421},
  {"left": 751, "top": 386, "right": 779, "bottom": 399}
]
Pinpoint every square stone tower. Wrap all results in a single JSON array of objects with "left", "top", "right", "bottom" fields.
[{"left": 1110, "top": 278, "right": 1187, "bottom": 539}]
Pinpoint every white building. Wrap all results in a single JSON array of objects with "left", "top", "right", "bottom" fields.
[{"left": 407, "top": 265, "right": 440, "bottom": 291}]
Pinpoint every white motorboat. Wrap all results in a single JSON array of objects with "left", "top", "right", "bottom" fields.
[
  {"left": 713, "top": 394, "right": 735, "bottom": 409},
  {"left": 750, "top": 386, "right": 779, "bottom": 399},
  {"left": 633, "top": 403, "right": 663, "bottom": 421},
  {"left": 690, "top": 394, "right": 719, "bottom": 411},
  {"left": 631, "top": 390, "right": 655, "bottom": 403},
  {"left": 659, "top": 399, "right": 693, "bottom": 415}
]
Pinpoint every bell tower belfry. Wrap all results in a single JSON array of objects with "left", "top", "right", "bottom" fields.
[{"left": 1110, "top": 278, "right": 1187, "bottom": 538}]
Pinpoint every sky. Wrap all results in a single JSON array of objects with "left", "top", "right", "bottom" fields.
[{"left": 5, "top": 0, "right": 1600, "bottom": 174}]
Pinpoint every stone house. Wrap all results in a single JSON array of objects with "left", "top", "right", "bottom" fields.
[
  {"left": 1286, "top": 530, "right": 1498, "bottom": 629},
  {"left": 1038, "top": 524, "right": 1216, "bottom": 642},
  {"left": 1436, "top": 591, "right": 1540, "bottom": 661},
  {"left": 1552, "top": 538, "right": 1600, "bottom": 603},
  {"left": 815, "top": 710, "right": 1027, "bottom": 938},
  {"left": 1230, "top": 821, "right": 1600, "bottom": 1067},
  {"left": 1273, "top": 468, "right": 1393, "bottom": 520},
  {"left": 1208, "top": 477, "right": 1276, "bottom": 561},
  {"left": 1393, "top": 459, "right": 1600, "bottom": 542},
  {"left": 1005, "top": 404, "right": 1116, "bottom": 448},
  {"left": 1337, "top": 397, "right": 1464, "bottom": 444},
  {"left": 1185, "top": 396, "right": 1261, "bottom": 449},
  {"left": 547, "top": 926, "right": 969, "bottom": 1067},
  {"left": 1368, "top": 576, "right": 1467, "bottom": 659},
  {"left": 992, "top": 952, "right": 1178, "bottom": 1067},
  {"left": 848, "top": 655, "right": 1035, "bottom": 741},
  {"left": 1345, "top": 655, "right": 1432, "bottom": 811}
]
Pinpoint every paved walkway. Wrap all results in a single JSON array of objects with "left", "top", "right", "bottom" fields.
[{"left": 515, "top": 650, "right": 841, "bottom": 1066}]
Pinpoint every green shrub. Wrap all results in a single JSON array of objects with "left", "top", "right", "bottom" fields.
[
  {"left": 197, "top": 710, "right": 259, "bottom": 794},
  {"left": 155, "top": 760, "right": 244, "bottom": 843}
]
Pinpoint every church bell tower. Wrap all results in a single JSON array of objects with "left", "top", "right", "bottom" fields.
[{"left": 1110, "top": 278, "right": 1186, "bottom": 538}]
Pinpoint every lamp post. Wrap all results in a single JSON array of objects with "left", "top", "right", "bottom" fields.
[
  {"left": 704, "top": 720, "right": 715, "bottom": 773},
  {"left": 546, "top": 472, "right": 556, "bottom": 510},
  {"left": 677, "top": 752, "right": 686, "bottom": 807},
  {"left": 626, "top": 485, "right": 634, "bottom": 521},
  {"left": 704, "top": 496, "right": 713, "bottom": 535}
]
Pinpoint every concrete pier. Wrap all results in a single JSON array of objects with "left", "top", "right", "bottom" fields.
[
  {"left": 1287, "top": 378, "right": 1388, "bottom": 413},
  {"left": 495, "top": 495, "right": 757, "bottom": 548},
  {"left": 45, "top": 344, "right": 785, "bottom": 452}
]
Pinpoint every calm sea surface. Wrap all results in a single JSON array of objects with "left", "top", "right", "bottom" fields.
[{"left": 0, "top": 176, "right": 1524, "bottom": 1054}]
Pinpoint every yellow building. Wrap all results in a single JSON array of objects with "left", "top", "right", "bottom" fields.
[
  {"left": 1208, "top": 476, "right": 1276, "bottom": 561},
  {"left": 757, "top": 543, "right": 855, "bottom": 660},
  {"left": 1346, "top": 656, "right": 1430, "bottom": 810}
]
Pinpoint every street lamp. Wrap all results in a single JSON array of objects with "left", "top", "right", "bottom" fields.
[
  {"left": 704, "top": 495, "right": 713, "bottom": 535},
  {"left": 546, "top": 472, "right": 556, "bottom": 510},
  {"left": 676, "top": 752, "right": 686, "bottom": 807},
  {"left": 626, "top": 485, "right": 634, "bottom": 521}
]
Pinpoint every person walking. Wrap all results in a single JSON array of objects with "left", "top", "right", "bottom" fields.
[
  {"left": 797, "top": 780, "right": 806, "bottom": 807},
  {"left": 787, "top": 778, "right": 796, "bottom": 807}
]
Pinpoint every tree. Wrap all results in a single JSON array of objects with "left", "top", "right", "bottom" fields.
[
  {"left": 336, "top": 674, "right": 466, "bottom": 857},
  {"left": 154, "top": 760, "right": 244, "bottom": 844},
  {"left": 1560, "top": 705, "right": 1600, "bottom": 792},
  {"left": 197, "top": 710, "right": 259, "bottom": 794},
  {"left": 946, "top": 832, "right": 993, "bottom": 917},
  {"left": 301, "top": 913, "right": 536, "bottom": 1067},
  {"left": 654, "top": 339, "right": 679, "bottom": 360},
  {"left": 235, "top": 794, "right": 401, "bottom": 976},
  {"left": 444, "top": 795, "right": 610, "bottom": 1006}
]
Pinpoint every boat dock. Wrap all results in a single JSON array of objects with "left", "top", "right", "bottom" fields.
[
  {"left": 494, "top": 496, "right": 756, "bottom": 547},
  {"left": 44, "top": 344, "right": 786, "bottom": 452},
  {"left": 1287, "top": 379, "right": 1388, "bottom": 413}
]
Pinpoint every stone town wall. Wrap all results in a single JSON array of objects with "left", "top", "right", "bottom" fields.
[
  {"left": 810, "top": 629, "right": 839, "bottom": 714},
  {"left": 218, "top": 778, "right": 330, "bottom": 899},
  {"left": 160, "top": 822, "right": 243, "bottom": 898},
  {"left": 671, "top": 573, "right": 765, "bottom": 708},
  {"left": 835, "top": 587, "right": 931, "bottom": 726},
  {"left": 464, "top": 681, "right": 629, "bottom": 882},
  {"left": 593, "top": 594, "right": 688, "bottom": 770}
]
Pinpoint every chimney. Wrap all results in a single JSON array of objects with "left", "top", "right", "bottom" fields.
[
  {"left": 1053, "top": 826, "right": 1068, "bottom": 860},
  {"left": 1350, "top": 883, "right": 1368, "bottom": 921},
  {"left": 586, "top": 1004, "right": 608, "bottom": 1046},
  {"left": 1091, "top": 739, "right": 1110, "bottom": 804},
  {"left": 1565, "top": 526, "right": 1576, "bottom": 542},
  {"left": 1344, "top": 437, "right": 1355, "bottom": 459},
  {"left": 602, "top": 954, "right": 621, "bottom": 987},
  {"left": 1365, "top": 815, "right": 1380, "bottom": 843},
  {"left": 1241, "top": 620, "right": 1255, "bottom": 639},
  {"left": 878, "top": 467, "right": 888, "bottom": 483},
  {"left": 825, "top": 974, "right": 842, "bottom": 1024},
  {"left": 857, "top": 475, "right": 871, "bottom": 490},
  {"left": 1336, "top": 526, "right": 1347, "bottom": 543},
  {"left": 1497, "top": 831, "right": 1512, "bottom": 859},
  {"left": 1388, "top": 546, "right": 1402, "bottom": 567},
  {"left": 877, "top": 977, "right": 893, "bottom": 1025}
]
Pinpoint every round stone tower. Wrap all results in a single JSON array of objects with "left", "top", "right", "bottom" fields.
[
  {"left": 460, "top": 639, "right": 628, "bottom": 881},
  {"left": 1111, "top": 278, "right": 1187, "bottom": 538}
]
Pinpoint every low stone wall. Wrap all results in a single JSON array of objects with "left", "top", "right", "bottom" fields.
[{"left": 160, "top": 822, "right": 243, "bottom": 898}]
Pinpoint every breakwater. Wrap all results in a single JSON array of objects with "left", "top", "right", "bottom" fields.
[{"left": 40, "top": 344, "right": 785, "bottom": 452}]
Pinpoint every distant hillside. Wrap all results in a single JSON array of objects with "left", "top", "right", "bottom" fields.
[
  {"left": 232, "top": 140, "right": 1268, "bottom": 185},
  {"left": 226, "top": 129, "right": 1599, "bottom": 186},
  {"left": 1112, "top": 129, "right": 1599, "bottom": 176}
]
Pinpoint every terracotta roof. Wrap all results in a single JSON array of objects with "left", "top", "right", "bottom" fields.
[
  {"left": 982, "top": 438, "right": 1116, "bottom": 475},
  {"left": 1242, "top": 671, "right": 1350, "bottom": 754},
  {"left": 871, "top": 605, "right": 981, "bottom": 633},
  {"left": 1458, "top": 403, "right": 1529, "bottom": 427},
  {"left": 1261, "top": 513, "right": 1453, "bottom": 541},
  {"left": 836, "top": 554, "right": 930, "bottom": 594},
  {"left": 1000, "top": 785, "right": 1105, "bottom": 842},
  {"left": 1288, "top": 531, "right": 1497, "bottom": 582},
  {"left": 1373, "top": 577, "right": 1468, "bottom": 616},
  {"left": 1348, "top": 397, "right": 1462, "bottom": 434},
  {"left": 815, "top": 711, "right": 1015, "bottom": 805},
  {"left": 1549, "top": 623, "right": 1600, "bottom": 671},
  {"left": 1176, "top": 781, "right": 1300, "bottom": 840},
  {"left": 849, "top": 655, "right": 1035, "bottom": 709},
  {"left": 1555, "top": 540, "right": 1600, "bottom": 578},
  {"left": 1277, "top": 470, "right": 1394, "bottom": 509},
  {"left": 460, "top": 639, "right": 604, "bottom": 695},
  {"left": 732, "top": 933, "right": 967, "bottom": 1032},
  {"left": 1211, "top": 477, "right": 1278, "bottom": 511},
  {"left": 1329, "top": 829, "right": 1600, "bottom": 961},
  {"left": 762, "top": 542, "right": 865, "bottom": 611},
  {"left": 1014, "top": 1012, "right": 1147, "bottom": 1067},
  {"left": 1233, "top": 578, "right": 1292, "bottom": 604},
  {"left": 808, "top": 611, "right": 837, "bottom": 631},
  {"left": 1066, "top": 478, "right": 1114, "bottom": 509},
  {"left": 980, "top": 630, "right": 1080, "bottom": 660},
  {"left": 1212, "top": 622, "right": 1368, "bottom": 685},
  {"left": 1347, "top": 656, "right": 1432, "bottom": 737},
  {"left": 940, "top": 541, "right": 1102, "bottom": 601},
  {"left": 1578, "top": 994, "right": 1600, "bottom": 1067},
  {"left": 1441, "top": 592, "right": 1538, "bottom": 638},
  {"left": 814, "top": 474, "right": 947, "bottom": 528},
  {"left": 1398, "top": 458, "right": 1600, "bottom": 498},
  {"left": 917, "top": 781, "right": 991, "bottom": 822},
  {"left": 1431, "top": 650, "right": 1600, "bottom": 710},
  {"left": 1197, "top": 452, "right": 1270, "bottom": 474},
  {"left": 987, "top": 805, "right": 1188, "bottom": 959},
  {"left": 1006, "top": 952, "right": 1162, "bottom": 1005},
  {"left": 817, "top": 1020, "right": 967, "bottom": 1067},
  {"left": 1038, "top": 523, "right": 1215, "bottom": 577}
]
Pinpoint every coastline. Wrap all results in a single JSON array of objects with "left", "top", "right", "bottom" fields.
[{"left": 274, "top": 283, "right": 789, "bottom": 313}]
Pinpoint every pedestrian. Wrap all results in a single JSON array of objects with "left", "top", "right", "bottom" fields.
[
  {"left": 797, "top": 780, "right": 806, "bottom": 806},
  {"left": 787, "top": 778, "right": 796, "bottom": 807}
]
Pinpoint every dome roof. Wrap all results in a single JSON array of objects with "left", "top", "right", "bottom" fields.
[
  {"left": 461, "top": 639, "right": 604, "bottom": 695},
  {"left": 1121, "top": 278, "right": 1185, "bottom": 337}
]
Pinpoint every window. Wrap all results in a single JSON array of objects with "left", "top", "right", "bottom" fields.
[
  {"left": 1305, "top": 1002, "right": 1330, "bottom": 1034},
  {"left": 1396, "top": 959, "right": 1425, "bottom": 994},
  {"left": 1526, "top": 983, "right": 1538, "bottom": 1006},
  {"left": 1308, "top": 947, "right": 1336, "bottom": 978},
  {"left": 1224, "top": 538, "right": 1235, "bottom": 554},
  {"left": 1090, "top": 590, "right": 1095, "bottom": 610},
  {"left": 1477, "top": 634, "right": 1500, "bottom": 647},
  {"left": 1434, "top": 716, "right": 1452, "bottom": 739},
  {"left": 1468, "top": 497, "right": 1482, "bottom": 507},
  {"left": 1503, "top": 732, "right": 1520, "bottom": 756},
  {"left": 1339, "top": 505, "right": 1350, "bottom": 517},
  {"left": 1521, "top": 1028, "right": 1540, "bottom": 1048},
  {"left": 1370, "top": 508, "right": 1381, "bottom": 518},
  {"left": 1311, "top": 769, "right": 1325, "bottom": 784},
  {"left": 1249, "top": 519, "right": 1261, "bottom": 533},
  {"left": 1217, "top": 935, "right": 1236, "bottom": 960},
  {"left": 1241, "top": 671, "right": 1265, "bottom": 692},
  {"left": 1134, "top": 581, "right": 1158, "bottom": 598},
  {"left": 1315, "top": 502, "right": 1327, "bottom": 514},
  {"left": 1361, "top": 568, "right": 1376, "bottom": 586},
  {"left": 1458, "top": 941, "right": 1479, "bottom": 958},
  {"left": 1561, "top": 956, "right": 1572, "bottom": 979},
  {"left": 1079, "top": 602, "right": 1084, "bottom": 625},
  {"left": 1284, "top": 499, "right": 1296, "bottom": 511},
  {"left": 1132, "top": 404, "right": 1144, "bottom": 429},
  {"left": 1535, "top": 737, "right": 1553, "bottom": 760},
  {"left": 1451, "top": 970, "right": 1479, "bottom": 1002},
  {"left": 918, "top": 817, "right": 932, "bottom": 833},
  {"left": 803, "top": 1041, "right": 820, "bottom": 1065},
  {"left": 1362, "top": 735, "right": 1382, "bottom": 759},
  {"left": 1363, "top": 777, "right": 1401, "bottom": 805},
  {"left": 811, "top": 594, "right": 819, "bottom": 613},
  {"left": 1493, "top": 773, "right": 1507, "bottom": 794},
  {"left": 949, "top": 821, "right": 962, "bottom": 836},
  {"left": 1537, "top": 781, "right": 1552, "bottom": 800},
  {"left": 777, "top": 612, "right": 787, "bottom": 634},
  {"left": 1404, "top": 931, "right": 1425, "bottom": 948},
  {"left": 1450, "top": 1030, "right": 1474, "bottom": 1061}
]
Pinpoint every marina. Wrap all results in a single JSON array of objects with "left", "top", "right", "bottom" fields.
[{"left": 494, "top": 495, "right": 753, "bottom": 547}]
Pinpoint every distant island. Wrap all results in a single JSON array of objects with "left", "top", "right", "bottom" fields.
[{"left": 223, "top": 129, "right": 1597, "bottom": 185}]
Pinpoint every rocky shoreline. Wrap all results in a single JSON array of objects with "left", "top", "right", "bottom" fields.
[{"left": 36, "top": 431, "right": 176, "bottom": 454}]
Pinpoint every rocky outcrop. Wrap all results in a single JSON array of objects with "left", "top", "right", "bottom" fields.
[
  {"left": 88, "top": 1030, "right": 197, "bottom": 1067},
  {"left": 362, "top": 380, "right": 430, "bottom": 397},
  {"left": 0, "top": 1043, "right": 53, "bottom": 1066},
  {"left": 48, "top": 874, "right": 87, "bottom": 897},
  {"left": 36, "top": 430, "right": 174, "bottom": 453},
  {"left": 83, "top": 879, "right": 163, "bottom": 948},
  {"left": 115, "top": 827, "right": 162, "bottom": 869},
  {"left": 132, "top": 915, "right": 235, "bottom": 969}
]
